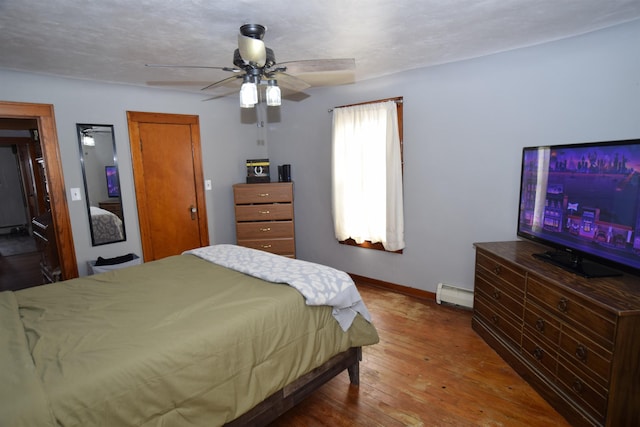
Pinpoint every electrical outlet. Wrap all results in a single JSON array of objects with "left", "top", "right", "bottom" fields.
[{"left": 70, "top": 187, "right": 82, "bottom": 201}]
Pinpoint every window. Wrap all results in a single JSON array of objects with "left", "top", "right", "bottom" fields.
[{"left": 331, "top": 97, "right": 404, "bottom": 252}]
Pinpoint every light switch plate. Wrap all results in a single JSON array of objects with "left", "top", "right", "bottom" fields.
[
  {"left": 205, "top": 179, "right": 212, "bottom": 190},
  {"left": 70, "top": 187, "right": 82, "bottom": 201}
]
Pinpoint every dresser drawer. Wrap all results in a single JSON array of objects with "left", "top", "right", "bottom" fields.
[
  {"left": 235, "top": 204, "right": 293, "bottom": 222},
  {"left": 524, "top": 301, "right": 561, "bottom": 346},
  {"left": 475, "top": 273, "right": 524, "bottom": 321},
  {"left": 556, "top": 357, "right": 608, "bottom": 424},
  {"left": 558, "top": 326, "right": 612, "bottom": 386},
  {"left": 233, "top": 183, "right": 293, "bottom": 204},
  {"left": 526, "top": 275, "right": 616, "bottom": 349},
  {"left": 476, "top": 251, "right": 526, "bottom": 297},
  {"left": 236, "top": 221, "right": 294, "bottom": 240},
  {"left": 522, "top": 330, "right": 557, "bottom": 378},
  {"left": 237, "top": 238, "right": 295, "bottom": 256},
  {"left": 475, "top": 293, "right": 522, "bottom": 348}
]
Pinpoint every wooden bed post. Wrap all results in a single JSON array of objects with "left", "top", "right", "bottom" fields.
[{"left": 347, "top": 347, "right": 362, "bottom": 385}]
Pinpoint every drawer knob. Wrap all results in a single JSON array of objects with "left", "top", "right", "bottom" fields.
[
  {"left": 259, "top": 227, "right": 271, "bottom": 232},
  {"left": 572, "top": 378, "right": 584, "bottom": 394},
  {"left": 575, "top": 344, "right": 588, "bottom": 362},
  {"left": 491, "top": 315, "right": 499, "bottom": 325},
  {"left": 492, "top": 265, "right": 502, "bottom": 275},
  {"left": 260, "top": 244, "right": 272, "bottom": 249},
  {"left": 258, "top": 210, "right": 270, "bottom": 214},
  {"left": 492, "top": 289, "right": 501, "bottom": 300},
  {"left": 532, "top": 347, "right": 544, "bottom": 361},
  {"left": 258, "top": 193, "right": 270, "bottom": 197},
  {"left": 535, "top": 318, "right": 545, "bottom": 333},
  {"left": 557, "top": 297, "right": 568, "bottom": 313}
]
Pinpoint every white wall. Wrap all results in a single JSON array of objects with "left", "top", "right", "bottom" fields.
[
  {"left": 0, "top": 71, "right": 266, "bottom": 275},
  {"left": 267, "top": 20, "right": 640, "bottom": 292},
  {"left": 1, "top": 19, "right": 639, "bottom": 289}
]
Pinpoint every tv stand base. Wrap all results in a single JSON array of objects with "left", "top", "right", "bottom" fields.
[{"left": 532, "top": 250, "right": 622, "bottom": 278}]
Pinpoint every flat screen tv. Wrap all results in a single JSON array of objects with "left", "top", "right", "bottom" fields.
[
  {"left": 517, "top": 139, "right": 640, "bottom": 278},
  {"left": 105, "top": 165, "right": 120, "bottom": 198}
]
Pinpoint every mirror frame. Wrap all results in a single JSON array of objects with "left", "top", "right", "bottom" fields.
[{"left": 77, "top": 123, "right": 126, "bottom": 246}]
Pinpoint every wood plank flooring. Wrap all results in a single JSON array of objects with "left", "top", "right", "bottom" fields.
[
  {"left": 0, "top": 251, "right": 42, "bottom": 291},
  {"left": 0, "top": 231, "right": 43, "bottom": 291},
  {"left": 271, "top": 283, "right": 572, "bottom": 427}
]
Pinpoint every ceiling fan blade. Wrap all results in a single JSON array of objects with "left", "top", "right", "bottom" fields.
[
  {"left": 270, "top": 72, "right": 311, "bottom": 93},
  {"left": 281, "top": 89, "right": 310, "bottom": 103},
  {"left": 237, "top": 34, "right": 266, "bottom": 67},
  {"left": 202, "top": 76, "right": 242, "bottom": 93},
  {"left": 147, "top": 81, "right": 220, "bottom": 87},
  {"left": 145, "top": 63, "right": 240, "bottom": 72},
  {"left": 201, "top": 86, "right": 240, "bottom": 101},
  {"left": 277, "top": 58, "right": 355, "bottom": 74}
]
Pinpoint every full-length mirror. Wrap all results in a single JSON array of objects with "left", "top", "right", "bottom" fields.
[{"left": 77, "top": 124, "right": 126, "bottom": 246}]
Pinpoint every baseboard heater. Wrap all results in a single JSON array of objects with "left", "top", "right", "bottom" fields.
[{"left": 436, "top": 283, "right": 474, "bottom": 309}]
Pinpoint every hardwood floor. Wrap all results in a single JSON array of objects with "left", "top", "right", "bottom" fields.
[
  {"left": 0, "top": 251, "right": 43, "bottom": 291},
  {"left": 271, "top": 283, "right": 572, "bottom": 427}
]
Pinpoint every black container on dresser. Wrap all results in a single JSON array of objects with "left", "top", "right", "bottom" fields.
[{"left": 472, "top": 241, "right": 640, "bottom": 427}]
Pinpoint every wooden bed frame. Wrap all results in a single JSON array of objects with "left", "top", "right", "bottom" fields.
[{"left": 225, "top": 347, "right": 362, "bottom": 426}]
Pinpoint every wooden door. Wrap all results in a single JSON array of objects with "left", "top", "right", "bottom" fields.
[{"left": 127, "top": 112, "right": 209, "bottom": 261}]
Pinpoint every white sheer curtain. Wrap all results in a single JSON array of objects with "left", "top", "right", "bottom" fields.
[{"left": 331, "top": 100, "right": 405, "bottom": 251}]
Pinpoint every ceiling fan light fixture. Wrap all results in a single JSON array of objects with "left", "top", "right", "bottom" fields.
[
  {"left": 239, "top": 76, "right": 258, "bottom": 108},
  {"left": 266, "top": 80, "right": 281, "bottom": 106},
  {"left": 81, "top": 130, "right": 95, "bottom": 147}
]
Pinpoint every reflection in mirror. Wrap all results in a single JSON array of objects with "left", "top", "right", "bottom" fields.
[{"left": 77, "top": 124, "right": 126, "bottom": 246}]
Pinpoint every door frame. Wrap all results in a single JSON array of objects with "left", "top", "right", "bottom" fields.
[
  {"left": 0, "top": 101, "right": 78, "bottom": 279},
  {"left": 126, "top": 111, "right": 209, "bottom": 261}
]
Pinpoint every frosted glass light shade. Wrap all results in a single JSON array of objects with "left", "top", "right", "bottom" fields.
[
  {"left": 82, "top": 134, "right": 95, "bottom": 146},
  {"left": 239, "top": 81, "right": 258, "bottom": 108},
  {"left": 266, "top": 81, "right": 281, "bottom": 106}
]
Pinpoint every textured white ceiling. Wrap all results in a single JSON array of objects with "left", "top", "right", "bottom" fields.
[{"left": 1, "top": 0, "right": 640, "bottom": 97}]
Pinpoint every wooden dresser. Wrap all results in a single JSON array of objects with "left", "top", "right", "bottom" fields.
[
  {"left": 99, "top": 200, "right": 123, "bottom": 221},
  {"left": 233, "top": 182, "right": 295, "bottom": 258},
  {"left": 472, "top": 241, "right": 640, "bottom": 427}
]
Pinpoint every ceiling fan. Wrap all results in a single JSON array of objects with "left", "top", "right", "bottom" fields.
[{"left": 146, "top": 24, "right": 355, "bottom": 107}]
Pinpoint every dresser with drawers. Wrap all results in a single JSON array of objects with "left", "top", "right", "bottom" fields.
[
  {"left": 98, "top": 199, "right": 124, "bottom": 221},
  {"left": 233, "top": 182, "right": 295, "bottom": 258},
  {"left": 472, "top": 241, "right": 640, "bottom": 427}
]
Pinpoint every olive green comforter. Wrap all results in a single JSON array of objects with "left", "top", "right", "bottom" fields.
[{"left": 0, "top": 254, "right": 378, "bottom": 426}]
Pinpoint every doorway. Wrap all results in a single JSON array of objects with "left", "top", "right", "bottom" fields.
[
  {"left": 0, "top": 101, "right": 78, "bottom": 289},
  {"left": 127, "top": 111, "right": 209, "bottom": 261},
  {"left": 0, "top": 119, "right": 42, "bottom": 290}
]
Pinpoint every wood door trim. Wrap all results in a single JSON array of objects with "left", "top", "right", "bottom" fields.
[
  {"left": 126, "top": 111, "right": 209, "bottom": 261},
  {"left": 0, "top": 101, "right": 78, "bottom": 279}
]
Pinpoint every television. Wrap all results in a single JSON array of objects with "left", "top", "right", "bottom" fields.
[
  {"left": 105, "top": 165, "right": 120, "bottom": 198},
  {"left": 517, "top": 139, "right": 640, "bottom": 278}
]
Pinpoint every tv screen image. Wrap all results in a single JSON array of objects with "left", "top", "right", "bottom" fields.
[
  {"left": 105, "top": 165, "right": 120, "bottom": 198},
  {"left": 517, "top": 139, "right": 640, "bottom": 277}
]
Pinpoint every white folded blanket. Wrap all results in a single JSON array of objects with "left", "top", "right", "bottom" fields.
[{"left": 184, "top": 244, "right": 372, "bottom": 331}]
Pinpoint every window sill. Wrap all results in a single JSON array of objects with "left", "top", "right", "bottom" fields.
[{"left": 339, "top": 238, "right": 403, "bottom": 254}]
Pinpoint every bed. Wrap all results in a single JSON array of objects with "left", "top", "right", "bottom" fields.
[
  {"left": 0, "top": 244, "right": 378, "bottom": 426},
  {"left": 90, "top": 206, "right": 124, "bottom": 244}
]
